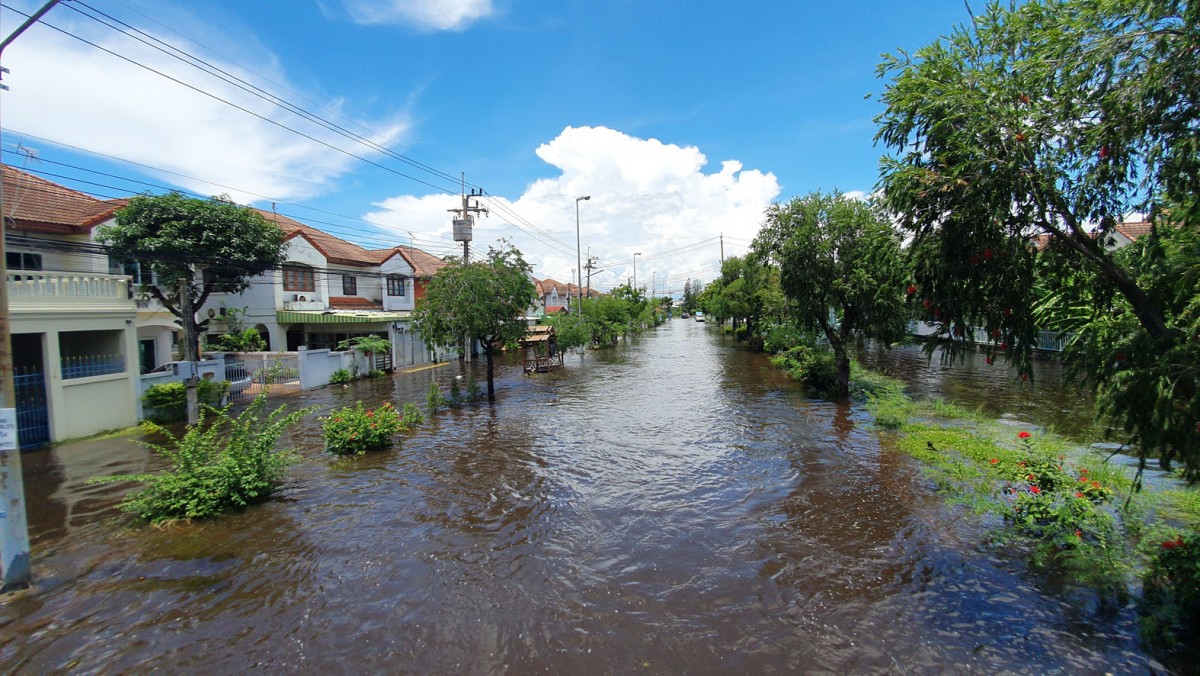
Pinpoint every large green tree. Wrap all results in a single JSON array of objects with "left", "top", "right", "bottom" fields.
[
  {"left": 99, "top": 192, "right": 288, "bottom": 360},
  {"left": 875, "top": 0, "right": 1200, "bottom": 477},
  {"left": 413, "top": 243, "right": 536, "bottom": 401},
  {"left": 753, "top": 191, "right": 909, "bottom": 397}
]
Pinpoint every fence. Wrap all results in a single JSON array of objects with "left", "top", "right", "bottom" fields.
[
  {"left": 61, "top": 354, "right": 125, "bottom": 379},
  {"left": 909, "top": 321, "right": 1070, "bottom": 353}
]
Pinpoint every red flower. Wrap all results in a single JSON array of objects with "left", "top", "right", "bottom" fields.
[
  {"left": 1000, "top": 341, "right": 1009, "bottom": 350},
  {"left": 1029, "top": 485, "right": 1041, "bottom": 494},
  {"left": 1099, "top": 145, "right": 1110, "bottom": 159},
  {"left": 1079, "top": 477, "right": 1088, "bottom": 483},
  {"left": 990, "top": 458, "right": 999, "bottom": 464},
  {"left": 1091, "top": 480, "right": 1101, "bottom": 489},
  {"left": 1019, "top": 94, "right": 1030, "bottom": 104},
  {"left": 983, "top": 247, "right": 994, "bottom": 260},
  {"left": 1163, "top": 539, "right": 1180, "bottom": 550},
  {"left": 1018, "top": 431, "right": 1032, "bottom": 440},
  {"left": 1027, "top": 474, "right": 1036, "bottom": 482},
  {"left": 923, "top": 299, "right": 932, "bottom": 309},
  {"left": 1017, "top": 461, "right": 1026, "bottom": 467},
  {"left": 1075, "top": 492, "right": 1084, "bottom": 499},
  {"left": 366, "top": 410, "right": 374, "bottom": 418},
  {"left": 1080, "top": 468, "right": 1087, "bottom": 475},
  {"left": 907, "top": 284, "right": 917, "bottom": 295},
  {"left": 1075, "top": 530, "right": 1082, "bottom": 538}
]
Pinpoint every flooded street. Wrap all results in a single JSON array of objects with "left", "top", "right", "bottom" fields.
[{"left": 2, "top": 321, "right": 1156, "bottom": 672}]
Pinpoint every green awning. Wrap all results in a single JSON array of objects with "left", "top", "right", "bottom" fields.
[{"left": 276, "top": 310, "right": 411, "bottom": 325}]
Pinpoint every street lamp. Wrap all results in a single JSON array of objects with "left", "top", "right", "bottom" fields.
[
  {"left": 651, "top": 271, "right": 656, "bottom": 299},
  {"left": 575, "top": 195, "right": 590, "bottom": 315},
  {"left": 633, "top": 252, "right": 641, "bottom": 294}
]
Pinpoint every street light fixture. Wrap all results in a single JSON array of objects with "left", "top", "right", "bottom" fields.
[
  {"left": 575, "top": 196, "right": 590, "bottom": 315},
  {"left": 633, "top": 252, "right": 641, "bottom": 293}
]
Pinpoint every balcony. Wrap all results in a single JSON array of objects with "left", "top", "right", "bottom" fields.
[{"left": 7, "top": 271, "right": 135, "bottom": 313}]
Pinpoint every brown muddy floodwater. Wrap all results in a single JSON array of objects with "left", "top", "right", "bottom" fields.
[{"left": 1, "top": 320, "right": 1160, "bottom": 672}]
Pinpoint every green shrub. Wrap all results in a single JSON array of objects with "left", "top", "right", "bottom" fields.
[
  {"left": 322, "top": 401, "right": 404, "bottom": 455},
  {"left": 426, "top": 381, "right": 445, "bottom": 414},
  {"left": 93, "top": 395, "right": 311, "bottom": 523},
  {"left": 329, "top": 368, "right": 353, "bottom": 384},
  {"left": 401, "top": 402, "right": 424, "bottom": 428},
  {"left": 142, "top": 379, "right": 229, "bottom": 422},
  {"left": 367, "top": 369, "right": 387, "bottom": 379},
  {"left": 1140, "top": 531, "right": 1200, "bottom": 651},
  {"left": 449, "top": 376, "right": 462, "bottom": 404}
]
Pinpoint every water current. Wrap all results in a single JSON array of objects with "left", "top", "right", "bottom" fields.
[{"left": 1, "top": 320, "right": 1163, "bottom": 672}]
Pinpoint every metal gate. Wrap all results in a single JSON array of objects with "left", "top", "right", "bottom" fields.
[
  {"left": 14, "top": 365, "right": 49, "bottom": 448},
  {"left": 226, "top": 353, "right": 301, "bottom": 405}
]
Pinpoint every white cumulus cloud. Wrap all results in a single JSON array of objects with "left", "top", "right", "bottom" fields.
[
  {"left": 339, "top": 0, "right": 494, "bottom": 31},
  {"left": 1, "top": 3, "right": 409, "bottom": 205},
  {"left": 366, "top": 126, "right": 780, "bottom": 295}
]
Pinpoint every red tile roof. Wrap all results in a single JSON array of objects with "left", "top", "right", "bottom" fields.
[
  {"left": 1114, "top": 220, "right": 1153, "bottom": 242},
  {"left": 380, "top": 245, "right": 448, "bottom": 278},
  {"left": 2, "top": 166, "right": 124, "bottom": 234},
  {"left": 329, "top": 296, "right": 383, "bottom": 310}
]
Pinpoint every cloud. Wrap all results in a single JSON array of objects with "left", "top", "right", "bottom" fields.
[
  {"left": 366, "top": 126, "right": 780, "bottom": 295},
  {"left": 2, "top": 4, "right": 409, "bottom": 205},
  {"left": 339, "top": 0, "right": 494, "bottom": 31}
]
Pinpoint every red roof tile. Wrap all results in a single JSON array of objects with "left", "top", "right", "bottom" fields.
[
  {"left": 329, "top": 296, "right": 383, "bottom": 310},
  {"left": 2, "top": 166, "right": 121, "bottom": 234}
]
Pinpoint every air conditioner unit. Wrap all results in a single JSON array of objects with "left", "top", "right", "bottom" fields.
[{"left": 295, "top": 294, "right": 310, "bottom": 302}]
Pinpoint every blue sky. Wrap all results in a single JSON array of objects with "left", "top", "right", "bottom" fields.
[{"left": 1, "top": 0, "right": 971, "bottom": 294}]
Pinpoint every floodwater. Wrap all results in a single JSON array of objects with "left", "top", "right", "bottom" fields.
[{"left": 1, "top": 320, "right": 1162, "bottom": 672}]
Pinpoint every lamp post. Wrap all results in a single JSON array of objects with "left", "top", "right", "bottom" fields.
[
  {"left": 651, "top": 271, "right": 656, "bottom": 299},
  {"left": 633, "top": 252, "right": 641, "bottom": 295},
  {"left": 575, "top": 196, "right": 590, "bottom": 315}
]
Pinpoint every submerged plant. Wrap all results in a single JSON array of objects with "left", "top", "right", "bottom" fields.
[
  {"left": 93, "top": 394, "right": 311, "bottom": 523},
  {"left": 322, "top": 401, "right": 404, "bottom": 456}
]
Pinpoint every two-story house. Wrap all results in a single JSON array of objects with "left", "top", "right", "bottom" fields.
[
  {"left": 1, "top": 166, "right": 166, "bottom": 446},
  {"left": 201, "top": 211, "right": 448, "bottom": 369}
]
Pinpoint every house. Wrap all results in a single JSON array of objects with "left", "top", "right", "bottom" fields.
[
  {"left": 533, "top": 277, "right": 601, "bottom": 316},
  {"left": 201, "top": 211, "right": 449, "bottom": 369},
  {"left": 0, "top": 165, "right": 153, "bottom": 446}
]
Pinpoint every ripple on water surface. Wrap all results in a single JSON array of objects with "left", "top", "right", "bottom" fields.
[{"left": 1, "top": 320, "right": 1163, "bottom": 672}]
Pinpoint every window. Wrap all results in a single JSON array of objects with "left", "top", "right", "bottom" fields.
[
  {"left": 387, "top": 275, "right": 406, "bottom": 296},
  {"left": 7, "top": 252, "right": 42, "bottom": 271},
  {"left": 342, "top": 274, "right": 357, "bottom": 295},
  {"left": 283, "top": 265, "right": 315, "bottom": 292}
]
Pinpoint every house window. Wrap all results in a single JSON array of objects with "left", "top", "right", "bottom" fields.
[
  {"left": 7, "top": 252, "right": 42, "bottom": 271},
  {"left": 342, "top": 274, "right": 357, "bottom": 295},
  {"left": 283, "top": 265, "right": 315, "bottom": 292},
  {"left": 387, "top": 275, "right": 406, "bottom": 296}
]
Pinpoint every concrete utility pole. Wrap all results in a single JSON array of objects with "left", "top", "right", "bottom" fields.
[
  {"left": 449, "top": 178, "right": 487, "bottom": 362},
  {"left": 720, "top": 233, "right": 724, "bottom": 265},
  {"left": 633, "top": 252, "right": 641, "bottom": 295},
  {"left": 574, "top": 195, "right": 590, "bottom": 315},
  {"left": 0, "top": 0, "right": 65, "bottom": 593},
  {"left": 584, "top": 249, "right": 601, "bottom": 310}
]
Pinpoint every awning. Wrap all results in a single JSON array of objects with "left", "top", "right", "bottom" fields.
[{"left": 276, "top": 310, "right": 412, "bottom": 325}]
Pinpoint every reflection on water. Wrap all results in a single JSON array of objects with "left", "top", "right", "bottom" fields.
[{"left": 1, "top": 322, "right": 1160, "bottom": 672}]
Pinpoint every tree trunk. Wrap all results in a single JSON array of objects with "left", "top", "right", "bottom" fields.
[
  {"left": 484, "top": 343, "right": 495, "bottom": 402},
  {"left": 834, "top": 349, "right": 851, "bottom": 400}
]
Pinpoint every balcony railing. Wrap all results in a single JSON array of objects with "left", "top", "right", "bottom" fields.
[{"left": 8, "top": 271, "right": 134, "bottom": 310}]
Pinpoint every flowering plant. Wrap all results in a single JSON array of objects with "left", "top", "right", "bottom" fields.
[
  {"left": 322, "top": 401, "right": 404, "bottom": 455},
  {"left": 1141, "top": 531, "right": 1200, "bottom": 649}
]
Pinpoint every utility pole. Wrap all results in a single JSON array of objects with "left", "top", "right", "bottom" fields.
[
  {"left": 720, "top": 233, "right": 724, "bottom": 265},
  {"left": 449, "top": 177, "right": 487, "bottom": 362},
  {"left": 584, "top": 250, "right": 601, "bottom": 307},
  {"left": 0, "top": 0, "right": 65, "bottom": 593},
  {"left": 632, "top": 252, "right": 641, "bottom": 295}
]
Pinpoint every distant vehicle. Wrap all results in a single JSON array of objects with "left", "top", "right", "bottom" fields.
[
  {"left": 694, "top": 311, "right": 706, "bottom": 322},
  {"left": 681, "top": 312, "right": 690, "bottom": 319}
]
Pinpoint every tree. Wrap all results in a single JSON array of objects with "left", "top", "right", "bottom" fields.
[
  {"left": 100, "top": 193, "right": 287, "bottom": 355},
  {"left": 412, "top": 243, "right": 536, "bottom": 401},
  {"left": 682, "top": 278, "right": 699, "bottom": 313},
  {"left": 99, "top": 192, "right": 288, "bottom": 422},
  {"left": 753, "top": 191, "right": 909, "bottom": 397},
  {"left": 874, "top": 0, "right": 1200, "bottom": 477}
]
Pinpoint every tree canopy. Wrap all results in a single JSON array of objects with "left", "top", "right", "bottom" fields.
[
  {"left": 412, "top": 243, "right": 536, "bottom": 400},
  {"left": 874, "top": 0, "right": 1200, "bottom": 477},
  {"left": 753, "top": 191, "right": 909, "bottom": 397},
  {"left": 99, "top": 192, "right": 288, "bottom": 358}
]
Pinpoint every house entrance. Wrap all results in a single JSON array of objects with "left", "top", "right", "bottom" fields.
[{"left": 13, "top": 333, "right": 49, "bottom": 448}]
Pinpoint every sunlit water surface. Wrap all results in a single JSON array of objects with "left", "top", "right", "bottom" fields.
[{"left": 1, "top": 321, "right": 1161, "bottom": 672}]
